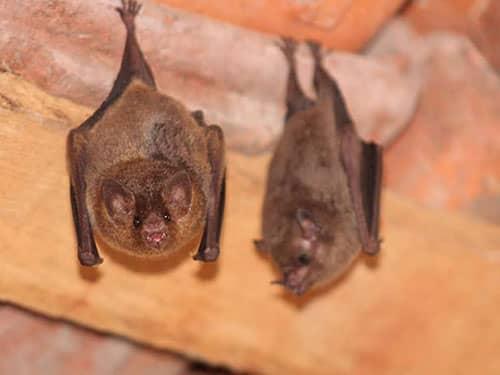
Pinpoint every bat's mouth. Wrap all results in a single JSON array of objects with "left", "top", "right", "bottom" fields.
[
  {"left": 273, "top": 266, "right": 310, "bottom": 295},
  {"left": 144, "top": 231, "right": 167, "bottom": 248}
]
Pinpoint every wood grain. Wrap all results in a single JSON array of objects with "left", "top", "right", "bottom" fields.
[{"left": 1, "top": 72, "right": 499, "bottom": 374}]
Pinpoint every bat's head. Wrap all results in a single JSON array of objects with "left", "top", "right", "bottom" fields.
[
  {"left": 94, "top": 161, "right": 205, "bottom": 256},
  {"left": 270, "top": 208, "right": 360, "bottom": 295}
]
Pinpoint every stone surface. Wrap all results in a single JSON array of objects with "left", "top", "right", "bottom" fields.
[
  {"left": 0, "top": 304, "right": 194, "bottom": 375},
  {"left": 371, "top": 20, "right": 500, "bottom": 221},
  {"left": 403, "top": 0, "right": 500, "bottom": 72},
  {"left": 402, "top": 0, "right": 484, "bottom": 32},
  {"left": 154, "top": 0, "right": 406, "bottom": 50},
  {"left": 474, "top": 0, "right": 500, "bottom": 72},
  {"left": 1, "top": 72, "right": 500, "bottom": 374},
  {"left": 0, "top": 0, "right": 415, "bottom": 152},
  {"left": 322, "top": 49, "right": 422, "bottom": 145}
]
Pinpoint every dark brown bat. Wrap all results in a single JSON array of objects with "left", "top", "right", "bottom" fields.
[
  {"left": 67, "top": 0, "right": 225, "bottom": 266},
  {"left": 255, "top": 40, "right": 382, "bottom": 295}
]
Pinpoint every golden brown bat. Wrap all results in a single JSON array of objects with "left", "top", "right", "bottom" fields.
[
  {"left": 255, "top": 40, "right": 382, "bottom": 295},
  {"left": 67, "top": 0, "right": 225, "bottom": 266}
]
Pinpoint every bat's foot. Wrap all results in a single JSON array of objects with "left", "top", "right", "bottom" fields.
[
  {"left": 307, "top": 40, "right": 326, "bottom": 96},
  {"left": 78, "top": 251, "right": 103, "bottom": 267},
  {"left": 276, "top": 37, "right": 297, "bottom": 63},
  {"left": 116, "top": 0, "right": 142, "bottom": 30},
  {"left": 193, "top": 246, "right": 219, "bottom": 262},
  {"left": 306, "top": 40, "right": 322, "bottom": 62}
]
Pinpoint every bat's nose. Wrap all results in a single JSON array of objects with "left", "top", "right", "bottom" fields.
[
  {"left": 142, "top": 213, "right": 168, "bottom": 247},
  {"left": 143, "top": 212, "right": 166, "bottom": 232}
]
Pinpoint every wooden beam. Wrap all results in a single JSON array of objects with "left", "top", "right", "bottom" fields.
[{"left": 1, "top": 72, "right": 500, "bottom": 374}]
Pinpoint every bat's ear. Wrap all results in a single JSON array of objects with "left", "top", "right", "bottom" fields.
[
  {"left": 296, "top": 208, "right": 320, "bottom": 240},
  {"left": 102, "top": 179, "right": 136, "bottom": 222},
  {"left": 162, "top": 171, "right": 192, "bottom": 220}
]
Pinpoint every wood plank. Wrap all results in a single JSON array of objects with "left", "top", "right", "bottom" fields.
[{"left": 1, "top": 72, "right": 500, "bottom": 374}]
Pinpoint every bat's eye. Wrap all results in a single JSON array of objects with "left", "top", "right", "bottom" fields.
[
  {"left": 297, "top": 253, "right": 311, "bottom": 266},
  {"left": 133, "top": 216, "right": 142, "bottom": 228},
  {"left": 163, "top": 212, "right": 171, "bottom": 222}
]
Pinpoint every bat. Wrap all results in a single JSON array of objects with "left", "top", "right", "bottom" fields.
[
  {"left": 254, "top": 40, "right": 382, "bottom": 295},
  {"left": 67, "top": 0, "right": 225, "bottom": 266}
]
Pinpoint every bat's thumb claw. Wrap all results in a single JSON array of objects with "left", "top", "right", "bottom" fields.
[
  {"left": 78, "top": 251, "right": 103, "bottom": 267},
  {"left": 193, "top": 246, "right": 220, "bottom": 262},
  {"left": 253, "top": 239, "right": 268, "bottom": 253},
  {"left": 363, "top": 240, "right": 381, "bottom": 256}
]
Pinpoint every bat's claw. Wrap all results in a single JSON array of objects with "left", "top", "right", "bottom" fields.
[
  {"left": 275, "top": 37, "right": 297, "bottom": 63},
  {"left": 306, "top": 40, "right": 322, "bottom": 63},
  {"left": 193, "top": 246, "right": 220, "bottom": 262},
  {"left": 78, "top": 251, "right": 103, "bottom": 267},
  {"left": 116, "top": 0, "right": 142, "bottom": 29}
]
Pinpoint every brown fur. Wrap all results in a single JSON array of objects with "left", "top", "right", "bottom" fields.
[
  {"left": 256, "top": 39, "right": 381, "bottom": 295},
  {"left": 67, "top": 1, "right": 225, "bottom": 265},
  {"left": 76, "top": 81, "right": 210, "bottom": 256},
  {"left": 261, "top": 103, "right": 361, "bottom": 294}
]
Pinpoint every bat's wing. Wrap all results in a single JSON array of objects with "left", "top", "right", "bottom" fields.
[
  {"left": 277, "top": 38, "right": 313, "bottom": 122},
  {"left": 80, "top": 0, "right": 156, "bottom": 131},
  {"left": 193, "top": 126, "right": 226, "bottom": 262},
  {"left": 67, "top": 1, "right": 156, "bottom": 266},
  {"left": 340, "top": 127, "right": 382, "bottom": 254},
  {"left": 308, "top": 41, "right": 382, "bottom": 254},
  {"left": 67, "top": 131, "right": 103, "bottom": 266}
]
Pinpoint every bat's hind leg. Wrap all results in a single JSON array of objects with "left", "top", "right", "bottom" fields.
[
  {"left": 79, "top": 0, "right": 155, "bottom": 130},
  {"left": 308, "top": 41, "right": 352, "bottom": 125},
  {"left": 277, "top": 38, "right": 312, "bottom": 121},
  {"left": 113, "top": 0, "right": 156, "bottom": 91}
]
